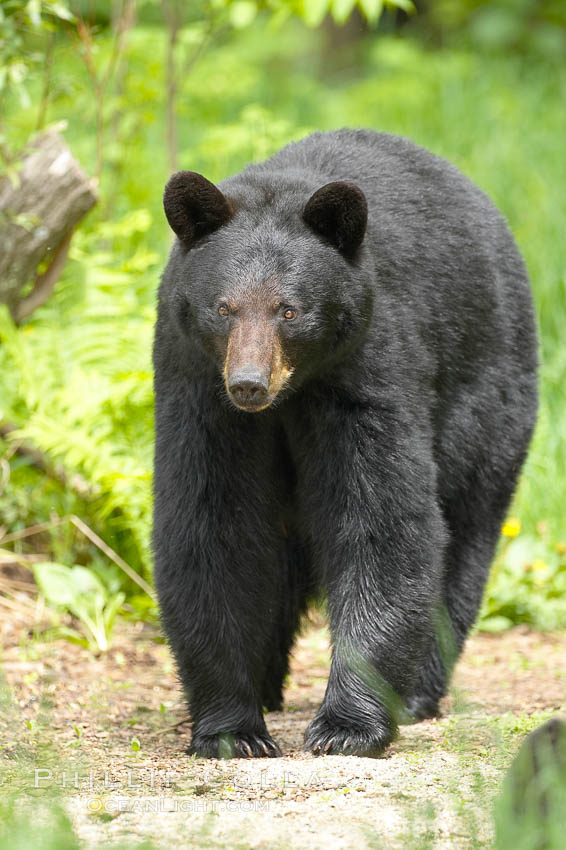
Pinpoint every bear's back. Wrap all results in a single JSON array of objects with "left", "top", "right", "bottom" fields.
[{"left": 246, "top": 130, "right": 536, "bottom": 380}]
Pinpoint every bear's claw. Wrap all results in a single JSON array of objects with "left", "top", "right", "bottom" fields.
[
  {"left": 304, "top": 716, "right": 393, "bottom": 757},
  {"left": 189, "top": 731, "right": 282, "bottom": 759}
]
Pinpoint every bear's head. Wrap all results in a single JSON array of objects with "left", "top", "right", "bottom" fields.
[{"left": 162, "top": 170, "right": 372, "bottom": 412}]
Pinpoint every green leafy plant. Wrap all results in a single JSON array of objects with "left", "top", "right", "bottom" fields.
[
  {"left": 0, "top": 209, "right": 157, "bottom": 572},
  {"left": 32, "top": 560, "right": 125, "bottom": 650},
  {"left": 480, "top": 531, "right": 566, "bottom": 631}
]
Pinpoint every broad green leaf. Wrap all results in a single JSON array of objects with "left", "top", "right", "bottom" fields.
[
  {"left": 358, "top": 0, "right": 383, "bottom": 24},
  {"left": 301, "top": 0, "right": 330, "bottom": 28},
  {"left": 67, "top": 564, "right": 107, "bottom": 603},
  {"left": 33, "top": 562, "right": 79, "bottom": 608},
  {"left": 331, "top": 0, "right": 357, "bottom": 24},
  {"left": 479, "top": 615, "right": 514, "bottom": 633}
]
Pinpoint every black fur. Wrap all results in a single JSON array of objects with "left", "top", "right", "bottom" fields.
[{"left": 153, "top": 129, "right": 538, "bottom": 758}]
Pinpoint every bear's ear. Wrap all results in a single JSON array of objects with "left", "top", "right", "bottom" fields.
[
  {"left": 163, "top": 171, "right": 234, "bottom": 248},
  {"left": 303, "top": 181, "right": 367, "bottom": 258}
]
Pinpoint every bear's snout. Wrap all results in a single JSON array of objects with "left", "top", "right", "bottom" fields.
[
  {"left": 228, "top": 369, "right": 270, "bottom": 411},
  {"left": 222, "top": 316, "right": 293, "bottom": 411}
]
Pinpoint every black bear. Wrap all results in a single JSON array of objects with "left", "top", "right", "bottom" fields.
[{"left": 153, "top": 129, "right": 538, "bottom": 758}]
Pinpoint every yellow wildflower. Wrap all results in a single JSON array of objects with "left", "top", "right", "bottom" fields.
[{"left": 501, "top": 517, "right": 521, "bottom": 538}]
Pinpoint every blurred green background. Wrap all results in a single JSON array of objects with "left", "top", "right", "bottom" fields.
[{"left": 1, "top": 0, "right": 565, "bottom": 636}]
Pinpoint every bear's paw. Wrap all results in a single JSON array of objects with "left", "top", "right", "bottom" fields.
[
  {"left": 188, "top": 730, "right": 282, "bottom": 759},
  {"left": 304, "top": 714, "right": 394, "bottom": 757}
]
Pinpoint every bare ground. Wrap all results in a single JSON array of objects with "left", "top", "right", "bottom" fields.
[{"left": 1, "top": 615, "right": 565, "bottom": 849}]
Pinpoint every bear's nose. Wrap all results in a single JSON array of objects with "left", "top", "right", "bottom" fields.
[{"left": 228, "top": 370, "right": 270, "bottom": 409}]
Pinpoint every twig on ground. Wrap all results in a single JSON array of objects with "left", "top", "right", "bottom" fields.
[
  {"left": 147, "top": 716, "right": 191, "bottom": 736},
  {"left": 0, "top": 513, "right": 155, "bottom": 601},
  {"left": 0, "top": 518, "right": 65, "bottom": 545},
  {"left": 69, "top": 514, "right": 155, "bottom": 600},
  {"left": 0, "top": 548, "right": 45, "bottom": 565}
]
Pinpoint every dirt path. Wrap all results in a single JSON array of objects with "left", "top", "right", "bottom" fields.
[{"left": 1, "top": 619, "right": 564, "bottom": 849}]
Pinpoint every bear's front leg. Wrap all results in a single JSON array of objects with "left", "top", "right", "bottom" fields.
[
  {"left": 294, "top": 403, "right": 446, "bottom": 757},
  {"left": 153, "top": 385, "right": 283, "bottom": 758},
  {"left": 156, "top": 564, "right": 282, "bottom": 759}
]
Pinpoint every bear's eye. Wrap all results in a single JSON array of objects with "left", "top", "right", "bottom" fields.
[
  {"left": 283, "top": 308, "right": 297, "bottom": 321},
  {"left": 218, "top": 304, "right": 230, "bottom": 317}
]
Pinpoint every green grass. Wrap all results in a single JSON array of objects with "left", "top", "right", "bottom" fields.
[{"left": 1, "top": 19, "right": 565, "bottom": 621}]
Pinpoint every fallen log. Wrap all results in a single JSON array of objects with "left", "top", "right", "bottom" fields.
[{"left": 0, "top": 131, "right": 98, "bottom": 321}]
